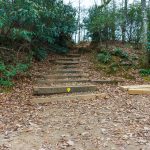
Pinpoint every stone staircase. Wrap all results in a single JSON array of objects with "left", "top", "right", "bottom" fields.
[{"left": 32, "top": 53, "right": 107, "bottom": 103}]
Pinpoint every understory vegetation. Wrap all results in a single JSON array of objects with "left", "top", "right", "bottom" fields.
[
  {"left": 84, "top": 1, "right": 150, "bottom": 78},
  {"left": 91, "top": 44, "right": 150, "bottom": 78},
  {"left": 91, "top": 46, "right": 136, "bottom": 78},
  {"left": 85, "top": 2, "right": 150, "bottom": 47},
  {"left": 0, "top": 0, "right": 76, "bottom": 86}
]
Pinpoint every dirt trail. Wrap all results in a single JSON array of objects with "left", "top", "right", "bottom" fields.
[{"left": 0, "top": 52, "right": 150, "bottom": 150}]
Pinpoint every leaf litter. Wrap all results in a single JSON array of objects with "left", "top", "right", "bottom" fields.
[{"left": 0, "top": 52, "right": 150, "bottom": 150}]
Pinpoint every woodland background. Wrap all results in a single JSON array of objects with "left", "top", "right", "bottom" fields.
[{"left": 0, "top": 0, "right": 150, "bottom": 87}]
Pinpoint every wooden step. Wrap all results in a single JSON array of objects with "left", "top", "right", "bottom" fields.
[
  {"left": 67, "top": 54, "right": 80, "bottom": 57},
  {"left": 49, "top": 58, "right": 80, "bottom": 62},
  {"left": 92, "top": 80, "right": 124, "bottom": 84},
  {"left": 43, "top": 74, "right": 89, "bottom": 79},
  {"left": 54, "top": 70, "right": 83, "bottom": 74},
  {"left": 55, "top": 61, "right": 79, "bottom": 65},
  {"left": 58, "top": 58, "right": 80, "bottom": 61},
  {"left": 59, "top": 65, "right": 78, "bottom": 69},
  {"left": 33, "top": 85, "right": 97, "bottom": 95},
  {"left": 120, "top": 85, "right": 150, "bottom": 90},
  {"left": 36, "top": 79, "right": 90, "bottom": 84},
  {"left": 128, "top": 88, "right": 150, "bottom": 95},
  {"left": 31, "top": 93, "right": 107, "bottom": 104}
]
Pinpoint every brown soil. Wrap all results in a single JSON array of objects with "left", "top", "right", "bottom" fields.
[{"left": 0, "top": 52, "right": 150, "bottom": 150}]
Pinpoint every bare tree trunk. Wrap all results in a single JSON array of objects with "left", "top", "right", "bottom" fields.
[
  {"left": 75, "top": 32, "right": 77, "bottom": 43},
  {"left": 142, "top": 0, "right": 147, "bottom": 45},
  {"left": 105, "top": 5, "right": 109, "bottom": 49},
  {"left": 122, "top": 0, "right": 128, "bottom": 43},
  {"left": 125, "top": 0, "right": 128, "bottom": 25},
  {"left": 78, "top": 0, "right": 81, "bottom": 43},
  {"left": 112, "top": 0, "right": 116, "bottom": 41},
  {"left": 141, "top": 0, "right": 149, "bottom": 65},
  {"left": 147, "top": 0, "right": 150, "bottom": 64},
  {"left": 83, "top": 27, "right": 86, "bottom": 41},
  {"left": 80, "top": 26, "right": 82, "bottom": 41}
]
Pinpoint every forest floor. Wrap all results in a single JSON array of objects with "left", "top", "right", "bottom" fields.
[{"left": 0, "top": 45, "right": 150, "bottom": 150}]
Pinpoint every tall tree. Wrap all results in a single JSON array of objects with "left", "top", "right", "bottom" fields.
[
  {"left": 121, "top": 0, "right": 128, "bottom": 43},
  {"left": 141, "top": 0, "right": 149, "bottom": 65},
  {"left": 112, "top": 0, "right": 116, "bottom": 40},
  {"left": 78, "top": 0, "right": 81, "bottom": 43}
]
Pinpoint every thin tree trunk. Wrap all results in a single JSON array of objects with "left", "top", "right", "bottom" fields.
[
  {"left": 141, "top": 0, "right": 149, "bottom": 65},
  {"left": 112, "top": 0, "right": 116, "bottom": 41},
  {"left": 122, "top": 0, "right": 128, "bottom": 43},
  {"left": 78, "top": 0, "right": 81, "bottom": 43},
  {"left": 105, "top": 5, "right": 109, "bottom": 48},
  {"left": 75, "top": 32, "right": 77, "bottom": 43},
  {"left": 148, "top": 0, "right": 150, "bottom": 64},
  {"left": 83, "top": 27, "right": 86, "bottom": 41}
]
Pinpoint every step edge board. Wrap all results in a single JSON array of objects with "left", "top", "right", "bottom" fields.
[
  {"left": 34, "top": 84, "right": 97, "bottom": 88},
  {"left": 31, "top": 93, "right": 107, "bottom": 104},
  {"left": 120, "top": 85, "right": 150, "bottom": 90},
  {"left": 36, "top": 79, "right": 91, "bottom": 83},
  {"left": 128, "top": 88, "right": 150, "bottom": 95},
  {"left": 33, "top": 85, "right": 97, "bottom": 95}
]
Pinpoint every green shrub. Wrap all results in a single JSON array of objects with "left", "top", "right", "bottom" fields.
[
  {"left": 12, "top": 28, "right": 33, "bottom": 42},
  {"left": 34, "top": 48, "right": 48, "bottom": 61},
  {"left": 100, "top": 49, "right": 108, "bottom": 54},
  {"left": 130, "top": 55, "right": 138, "bottom": 61},
  {"left": 0, "top": 78, "right": 13, "bottom": 87},
  {"left": 112, "top": 48, "right": 122, "bottom": 55},
  {"left": 97, "top": 52, "right": 111, "bottom": 64},
  {"left": 113, "top": 48, "right": 129, "bottom": 59},
  {"left": 0, "top": 62, "right": 29, "bottom": 87},
  {"left": 0, "top": 0, "right": 76, "bottom": 61},
  {"left": 121, "top": 51, "right": 129, "bottom": 59},
  {"left": 139, "top": 69, "right": 150, "bottom": 76},
  {"left": 109, "top": 63, "right": 119, "bottom": 73}
]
